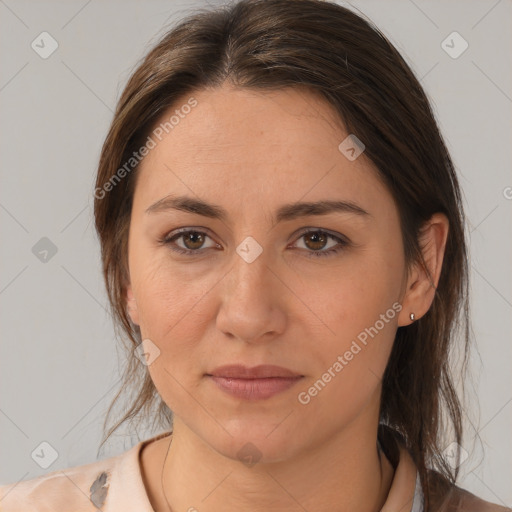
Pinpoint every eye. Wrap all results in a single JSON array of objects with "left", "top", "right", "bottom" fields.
[
  {"left": 159, "top": 228, "right": 349, "bottom": 259},
  {"left": 159, "top": 229, "right": 219, "bottom": 256},
  {"left": 289, "top": 229, "right": 349, "bottom": 258}
]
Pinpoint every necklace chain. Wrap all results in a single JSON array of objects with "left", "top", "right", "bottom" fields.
[{"left": 161, "top": 433, "right": 174, "bottom": 512}]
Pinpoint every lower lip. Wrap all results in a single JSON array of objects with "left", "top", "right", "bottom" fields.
[{"left": 207, "top": 375, "right": 303, "bottom": 400}]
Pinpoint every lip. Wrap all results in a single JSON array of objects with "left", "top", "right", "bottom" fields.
[
  {"left": 205, "top": 365, "right": 304, "bottom": 401},
  {"left": 206, "top": 364, "right": 302, "bottom": 379}
]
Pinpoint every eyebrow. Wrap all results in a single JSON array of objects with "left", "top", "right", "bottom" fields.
[{"left": 145, "top": 195, "right": 372, "bottom": 223}]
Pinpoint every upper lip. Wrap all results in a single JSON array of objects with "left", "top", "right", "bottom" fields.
[{"left": 207, "top": 364, "right": 303, "bottom": 379}]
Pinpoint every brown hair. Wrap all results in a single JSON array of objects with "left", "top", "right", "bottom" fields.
[{"left": 94, "top": 0, "right": 471, "bottom": 508}]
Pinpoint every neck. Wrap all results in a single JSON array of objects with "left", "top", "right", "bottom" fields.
[{"left": 158, "top": 413, "right": 394, "bottom": 512}]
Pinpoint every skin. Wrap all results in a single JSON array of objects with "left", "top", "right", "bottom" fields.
[{"left": 125, "top": 83, "right": 449, "bottom": 512}]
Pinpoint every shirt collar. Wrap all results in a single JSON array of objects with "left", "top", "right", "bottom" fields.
[{"left": 105, "top": 429, "right": 423, "bottom": 512}]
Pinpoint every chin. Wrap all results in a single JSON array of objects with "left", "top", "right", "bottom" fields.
[{"left": 204, "top": 424, "right": 305, "bottom": 465}]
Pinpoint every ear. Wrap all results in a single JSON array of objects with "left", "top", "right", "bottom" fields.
[
  {"left": 398, "top": 213, "right": 449, "bottom": 326},
  {"left": 126, "top": 284, "right": 140, "bottom": 326}
]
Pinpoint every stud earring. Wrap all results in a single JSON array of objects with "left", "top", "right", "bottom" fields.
[{"left": 409, "top": 313, "right": 415, "bottom": 321}]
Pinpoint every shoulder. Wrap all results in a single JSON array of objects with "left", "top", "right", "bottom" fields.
[
  {"left": 0, "top": 452, "right": 121, "bottom": 511},
  {"left": 427, "top": 470, "right": 511, "bottom": 512},
  {"left": 0, "top": 432, "right": 171, "bottom": 512}
]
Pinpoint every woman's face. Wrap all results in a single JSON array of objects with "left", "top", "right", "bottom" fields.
[{"left": 126, "top": 84, "right": 412, "bottom": 461}]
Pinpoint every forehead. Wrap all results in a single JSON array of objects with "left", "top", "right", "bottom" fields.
[
  {"left": 146, "top": 85, "right": 347, "bottom": 161},
  {"left": 134, "top": 84, "right": 393, "bottom": 220}
]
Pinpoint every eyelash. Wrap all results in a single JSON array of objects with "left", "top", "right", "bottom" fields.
[{"left": 159, "top": 228, "right": 349, "bottom": 259}]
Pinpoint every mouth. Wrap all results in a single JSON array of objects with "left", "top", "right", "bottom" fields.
[
  {"left": 205, "top": 364, "right": 304, "bottom": 400},
  {"left": 206, "top": 364, "right": 303, "bottom": 379}
]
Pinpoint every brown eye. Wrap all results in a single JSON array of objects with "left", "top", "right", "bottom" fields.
[
  {"left": 161, "top": 228, "right": 348, "bottom": 259},
  {"left": 291, "top": 230, "right": 349, "bottom": 259},
  {"left": 303, "top": 231, "right": 329, "bottom": 251},
  {"left": 162, "top": 229, "right": 218, "bottom": 255},
  {"left": 181, "top": 231, "right": 206, "bottom": 250}
]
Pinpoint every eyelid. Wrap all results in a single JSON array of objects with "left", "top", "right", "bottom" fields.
[
  {"left": 162, "top": 226, "right": 347, "bottom": 244},
  {"left": 162, "top": 227, "right": 220, "bottom": 249},
  {"left": 161, "top": 226, "right": 350, "bottom": 257},
  {"left": 163, "top": 226, "right": 215, "bottom": 241},
  {"left": 288, "top": 226, "right": 349, "bottom": 244}
]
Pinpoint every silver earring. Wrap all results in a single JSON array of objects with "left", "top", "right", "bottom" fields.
[{"left": 409, "top": 313, "right": 415, "bottom": 321}]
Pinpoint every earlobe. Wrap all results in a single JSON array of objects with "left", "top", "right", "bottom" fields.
[
  {"left": 398, "top": 213, "right": 449, "bottom": 327},
  {"left": 126, "top": 285, "right": 140, "bottom": 326}
]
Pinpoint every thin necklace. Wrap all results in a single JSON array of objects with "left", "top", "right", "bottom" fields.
[
  {"left": 161, "top": 433, "right": 174, "bottom": 512},
  {"left": 159, "top": 434, "right": 387, "bottom": 512}
]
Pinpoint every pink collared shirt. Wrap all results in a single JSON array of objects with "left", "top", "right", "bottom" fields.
[{"left": 0, "top": 430, "right": 506, "bottom": 511}]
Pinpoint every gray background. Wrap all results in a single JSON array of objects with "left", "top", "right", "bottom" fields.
[{"left": 1, "top": 0, "right": 511, "bottom": 506}]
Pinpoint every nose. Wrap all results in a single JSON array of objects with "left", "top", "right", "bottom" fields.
[{"left": 215, "top": 245, "right": 287, "bottom": 344}]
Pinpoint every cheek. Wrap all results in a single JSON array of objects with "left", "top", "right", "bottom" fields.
[
  {"left": 133, "top": 248, "right": 202, "bottom": 322},
  {"left": 132, "top": 236, "right": 402, "bottom": 414},
  {"left": 295, "top": 252, "right": 401, "bottom": 408},
  {"left": 296, "top": 311, "right": 397, "bottom": 428},
  {"left": 134, "top": 261, "right": 218, "bottom": 411},
  {"left": 133, "top": 257, "right": 219, "bottom": 363},
  {"left": 305, "top": 250, "right": 402, "bottom": 342}
]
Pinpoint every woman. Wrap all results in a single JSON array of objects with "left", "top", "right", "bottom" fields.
[{"left": 1, "top": 0, "right": 508, "bottom": 510}]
